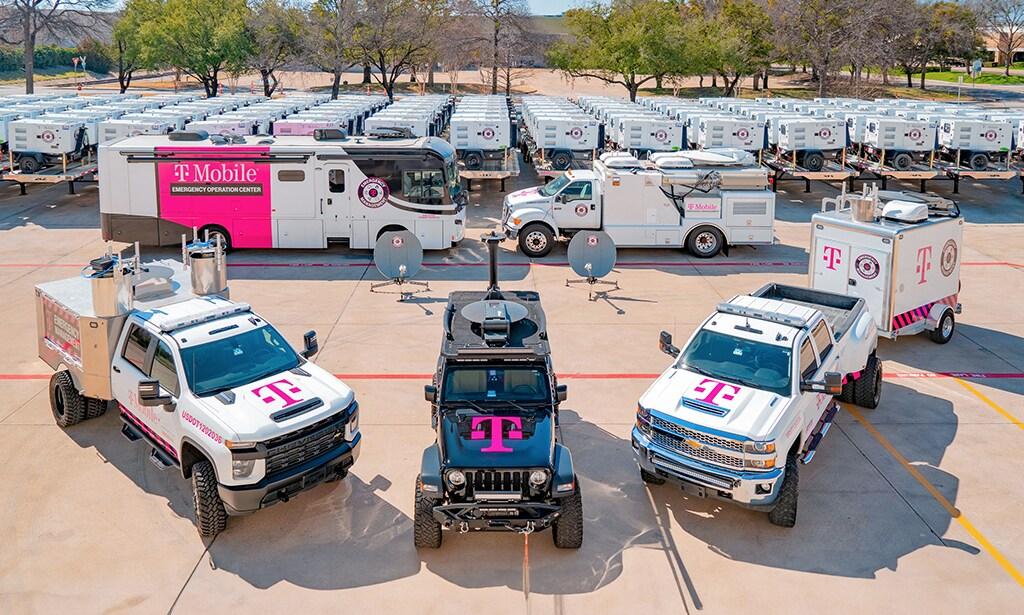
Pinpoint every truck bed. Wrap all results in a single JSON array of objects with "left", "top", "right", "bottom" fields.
[{"left": 751, "top": 283, "right": 866, "bottom": 340}]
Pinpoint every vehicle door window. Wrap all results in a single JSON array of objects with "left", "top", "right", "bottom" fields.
[
  {"left": 122, "top": 324, "right": 153, "bottom": 373},
  {"left": 403, "top": 170, "right": 445, "bottom": 204},
  {"left": 150, "top": 341, "right": 180, "bottom": 397},
  {"left": 328, "top": 169, "right": 345, "bottom": 193},
  {"left": 799, "top": 339, "right": 819, "bottom": 381},
  {"left": 811, "top": 321, "right": 834, "bottom": 363},
  {"left": 560, "top": 181, "right": 591, "bottom": 203}
]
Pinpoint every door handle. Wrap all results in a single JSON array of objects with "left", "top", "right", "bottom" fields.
[
  {"left": 848, "top": 278, "right": 857, "bottom": 286},
  {"left": 319, "top": 198, "right": 323, "bottom": 215},
  {"left": 112, "top": 365, "right": 121, "bottom": 373},
  {"left": 327, "top": 198, "right": 333, "bottom": 205},
  {"left": 590, "top": 204, "right": 596, "bottom": 210}
]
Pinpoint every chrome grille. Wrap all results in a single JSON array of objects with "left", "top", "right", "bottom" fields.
[
  {"left": 650, "top": 416, "right": 743, "bottom": 451},
  {"left": 651, "top": 431, "right": 744, "bottom": 469}
]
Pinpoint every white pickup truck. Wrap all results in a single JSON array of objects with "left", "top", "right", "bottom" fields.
[
  {"left": 633, "top": 283, "right": 881, "bottom": 527},
  {"left": 35, "top": 242, "right": 360, "bottom": 536}
]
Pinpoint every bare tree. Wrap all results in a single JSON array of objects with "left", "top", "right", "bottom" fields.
[
  {"left": 248, "top": 0, "right": 303, "bottom": 97},
  {"left": 0, "top": 0, "right": 113, "bottom": 93},
  {"left": 980, "top": 0, "right": 1024, "bottom": 74},
  {"left": 307, "top": 0, "right": 355, "bottom": 99},
  {"left": 352, "top": 0, "right": 445, "bottom": 100},
  {"left": 462, "top": 0, "right": 528, "bottom": 94}
]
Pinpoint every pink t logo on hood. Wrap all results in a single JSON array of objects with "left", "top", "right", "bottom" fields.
[
  {"left": 470, "top": 416, "right": 523, "bottom": 453},
  {"left": 691, "top": 378, "right": 741, "bottom": 407},
  {"left": 252, "top": 378, "right": 304, "bottom": 409}
]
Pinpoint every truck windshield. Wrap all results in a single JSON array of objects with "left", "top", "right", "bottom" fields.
[
  {"left": 539, "top": 174, "right": 571, "bottom": 197},
  {"left": 678, "top": 330, "right": 792, "bottom": 397},
  {"left": 180, "top": 325, "right": 300, "bottom": 396},
  {"left": 442, "top": 367, "right": 550, "bottom": 404}
]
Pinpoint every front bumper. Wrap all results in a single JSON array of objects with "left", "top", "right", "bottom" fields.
[
  {"left": 432, "top": 499, "right": 562, "bottom": 532},
  {"left": 218, "top": 435, "right": 361, "bottom": 515},
  {"left": 632, "top": 428, "right": 782, "bottom": 510}
]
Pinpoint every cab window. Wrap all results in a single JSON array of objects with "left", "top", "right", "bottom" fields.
[
  {"left": 403, "top": 170, "right": 445, "bottom": 204},
  {"left": 560, "top": 181, "right": 591, "bottom": 202},
  {"left": 150, "top": 341, "right": 180, "bottom": 397},
  {"left": 811, "top": 321, "right": 833, "bottom": 363},
  {"left": 799, "top": 339, "right": 818, "bottom": 380},
  {"left": 122, "top": 324, "right": 152, "bottom": 373},
  {"left": 328, "top": 169, "right": 345, "bottom": 193}
]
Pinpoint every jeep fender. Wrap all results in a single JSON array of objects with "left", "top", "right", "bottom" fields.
[
  {"left": 419, "top": 444, "right": 443, "bottom": 497},
  {"left": 552, "top": 443, "right": 576, "bottom": 497}
]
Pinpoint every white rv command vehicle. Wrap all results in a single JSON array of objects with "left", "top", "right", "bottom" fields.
[
  {"left": 503, "top": 149, "right": 774, "bottom": 258},
  {"left": 810, "top": 186, "right": 963, "bottom": 343},
  {"left": 35, "top": 242, "right": 361, "bottom": 536},
  {"left": 99, "top": 131, "right": 467, "bottom": 250},
  {"left": 635, "top": 283, "right": 882, "bottom": 527}
]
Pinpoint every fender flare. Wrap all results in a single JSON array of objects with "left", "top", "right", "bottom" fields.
[
  {"left": 509, "top": 207, "right": 561, "bottom": 236},
  {"left": 419, "top": 444, "right": 443, "bottom": 497},
  {"left": 925, "top": 302, "right": 954, "bottom": 331},
  {"left": 551, "top": 443, "right": 576, "bottom": 497}
]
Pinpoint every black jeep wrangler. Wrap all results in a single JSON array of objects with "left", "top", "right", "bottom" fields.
[{"left": 414, "top": 233, "right": 583, "bottom": 549}]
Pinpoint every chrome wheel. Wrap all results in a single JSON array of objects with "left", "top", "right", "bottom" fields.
[
  {"left": 525, "top": 230, "right": 548, "bottom": 253},
  {"left": 694, "top": 231, "right": 717, "bottom": 254},
  {"left": 941, "top": 315, "right": 954, "bottom": 338}
]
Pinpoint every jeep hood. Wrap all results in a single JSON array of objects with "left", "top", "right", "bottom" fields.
[
  {"left": 640, "top": 368, "right": 789, "bottom": 440},
  {"left": 440, "top": 410, "right": 554, "bottom": 468},
  {"left": 198, "top": 362, "right": 354, "bottom": 442}
]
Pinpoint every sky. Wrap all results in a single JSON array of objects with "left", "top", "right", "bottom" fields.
[{"left": 528, "top": 0, "right": 591, "bottom": 15}]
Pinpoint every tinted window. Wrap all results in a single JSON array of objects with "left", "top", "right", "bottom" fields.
[
  {"left": 811, "top": 321, "right": 833, "bottom": 363},
  {"left": 560, "top": 181, "right": 591, "bottom": 202},
  {"left": 150, "top": 341, "right": 180, "bottom": 397},
  {"left": 679, "top": 330, "right": 792, "bottom": 397},
  {"left": 403, "top": 170, "right": 444, "bottom": 204},
  {"left": 799, "top": 340, "right": 818, "bottom": 380},
  {"left": 179, "top": 325, "right": 299, "bottom": 396},
  {"left": 122, "top": 325, "right": 152, "bottom": 373},
  {"left": 443, "top": 367, "right": 549, "bottom": 403},
  {"left": 328, "top": 169, "right": 345, "bottom": 193},
  {"left": 278, "top": 170, "right": 304, "bottom": 182}
]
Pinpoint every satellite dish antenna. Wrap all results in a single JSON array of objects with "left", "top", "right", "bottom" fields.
[
  {"left": 371, "top": 230, "right": 429, "bottom": 300},
  {"left": 566, "top": 230, "right": 621, "bottom": 306}
]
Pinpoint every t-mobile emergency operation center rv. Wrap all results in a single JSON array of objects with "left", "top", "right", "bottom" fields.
[{"left": 98, "top": 131, "right": 467, "bottom": 250}]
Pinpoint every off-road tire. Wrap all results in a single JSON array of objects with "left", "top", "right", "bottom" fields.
[
  {"left": 838, "top": 378, "right": 855, "bottom": 404},
  {"left": 968, "top": 152, "right": 989, "bottom": 171},
  {"left": 413, "top": 476, "right": 442, "bottom": 549},
  {"left": 191, "top": 460, "right": 228, "bottom": 537},
  {"left": 853, "top": 355, "right": 883, "bottom": 409},
  {"left": 50, "top": 370, "right": 85, "bottom": 428},
  {"left": 552, "top": 479, "right": 583, "bottom": 549},
  {"left": 929, "top": 310, "right": 955, "bottom": 344},
  {"left": 768, "top": 453, "right": 799, "bottom": 528},
  {"left": 891, "top": 152, "right": 913, "bottom": 171},
  {"left": 640, "top": 466, "right": 666, "bottom": 485},
  {"left": 518, "top": 223, "right": 554, "bottom": 258},
  {"left": 85, "top": 397, "right": 108, "bottom": 420},
  {"left": 687, "top": 226, "right": 724, "bottom": 258}
]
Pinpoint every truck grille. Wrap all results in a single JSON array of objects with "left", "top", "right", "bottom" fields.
[
  {"left": 466, "top": 470, "right": 530, "bottom": 495},
  {"left": 264, "top": 409, "right": 349, "bottom": 476},
  {"left": 650, "top": 416, "right": 743, "bottom": 451},
  {"left": 651, "top": 431, "right": 744, "bottom": 469}
]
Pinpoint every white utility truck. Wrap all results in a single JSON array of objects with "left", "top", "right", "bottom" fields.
[
  {"left": 35, "top": 240, "right": 361, "bottom": 536},
  {"left": 634, "top": 283, "right": 881, "bottom": 527},
  {"left": 810, "top": 186, "right": 963, "bottom": 343},
  {"left": 503, "top": 149, "right": 775, "bottom": 258}
]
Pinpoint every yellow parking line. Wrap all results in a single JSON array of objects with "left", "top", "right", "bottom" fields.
[
  {"left": 844, "top": 404, "right": 1024, "bottom": 589},
  {"left": 955, "top": 379, "right": 1024, "bottom": 431}
]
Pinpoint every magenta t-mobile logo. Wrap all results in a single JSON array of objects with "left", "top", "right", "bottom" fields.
[
  {"left": 252, "top": 378, "right": 304, "bottom": 409},
  {"left": 692, "top": 378, "right": 741, "bottom": 407},
  {"left": 822, "top": 245, "right": 842, "bottom": 271},
  {"left": 470, "top": 416, "right": 523, "bottom": 453},
  {"left": 916, "top": 246, "right": 932, "bottom": 284}
]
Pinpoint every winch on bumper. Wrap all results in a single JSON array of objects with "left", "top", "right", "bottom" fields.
[
  {"left": 432, "top": 500, "right": 562, "bottom": 532},
  {"left": 632, "top": 426, "right": 783, "bottom": 510}
]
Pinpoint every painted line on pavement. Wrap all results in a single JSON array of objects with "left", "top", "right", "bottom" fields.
[
  {"left": 955, "top": 378, "right": 1024, "bottom": 430},
  {"left": 844, "top": 404, "right": 1024, "bottom": 589}
]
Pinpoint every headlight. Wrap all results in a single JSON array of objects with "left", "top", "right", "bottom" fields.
[
  {"left": 743, "top": 440, "right": 776, "bottom": 454},
  {"left": 529, "top": 470, "right": 548, "bottom": 486},
  {"left": 224, "top": 440, "right": 257, "bottom": 450},
  {"left": 446, "top": 470, "right": 466, "bottom": 487},
  {"left": 744, "top": 455, "right": 777, "bottom": 470},
  {"left": 636, "top": 403, "right": 652, "bottom": 434},
  {"left": 232, "top": 458, "right": 256, "bottom": 479}
]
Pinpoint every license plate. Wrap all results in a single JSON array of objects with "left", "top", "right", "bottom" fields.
[
  {"left": 303, "top": 468, "right": 326, "bottom": 488},
  {"left": 682, "top": 482, "right": 708, "bottom": 498}
]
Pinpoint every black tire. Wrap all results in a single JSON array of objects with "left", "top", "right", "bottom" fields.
[
  {"left": 640, "top": 466, "right": 666, "bottom": 485},
  {"left": 687, "top": 226, "right": 724, "bottom": 258},
  {"left": 85, "top": 397, "right": 108, "bottom": 420},
  {"left": 802, "top": 151, "right": 825, "bottom": 172},
  {"left": 552, "top": 480, "right": 583, "bottom": 549},
  {"left": 18, "top": 156, "right": 40, "bottom": 174},
  {"left": 191, "top": 460, "right": 228, "bottom": 537},
  {"left": 198, "top": 225, "right": 231, "bottom": 252},
  {"left": 929, "top": 309, "right": 955, "bottom": 344},
  {"left": 50, "top": 370, "right": 85, "bottom": 428},
  {"left": 853, "top": 354, "right": 883, "bottom": 409},
  {"left": 413, "top": 476, "right": 442, "bottom": 549},
  {"left": 891, "top": 152, "right": 913, "bottom": 171},
  {"left": 838, "top": 378, "right": 855, "bottom": 404},
  {"left": 768, "top": 453, "right": 798, "bottom": 528},
  {"left": 968, "top": 152, "right": 988, "bottom": 171},
  {"left": 464, "top": 152, "right": 483, "bottom": 170},
  {"left": 551, "top": 151, "right": 572, "bottom": 170},
  {"left": 518, "top": 223, "right": 554, "bottom": 258}
]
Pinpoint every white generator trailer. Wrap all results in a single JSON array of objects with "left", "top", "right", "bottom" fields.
[
  {"left": 503, "top": 149, "right": 774, "bottom": 258},
  {"left": 273, "top": 118, "right": 349, "bottom": 136},
  {"left": 449, "top": 115, "right": 513, "bottom": 169},
  {"left": 936, "top": 118, "right": 1012, "bottom": 170},
  {"left": 523, "top": 115, "right": 602, "bottom": 170},
  {"left": 861, "top": 118, "right": 936, "bottom": 170},
  {"left": 774, "top": 118, "right": 846, "bottom": 171},
  {"left": 99, "top": 118, "right": 174, "bottom": 144},
  {"left": 810, "top": 185, "right": 963, "bottom": 343},
  {"left": 611, "top": 116, "right": 686, "bottom": 154},
  {"left": 185, "top": 118, "right": 254, "bottom": 137},
  {"left": 693, "top": 116, "right": 764, "bottom": 151},
  {"left": 8, "top": 117, "right": 91, "bottom": 173}
]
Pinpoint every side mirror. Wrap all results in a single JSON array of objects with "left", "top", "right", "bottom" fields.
[
  {"left": 801, "top": 371, "right": 843, "bottom": 396},
  {"left": 659, "top": 331, "right": 679, "bottom": 358},
  {"left": 555, "top": 384, "right": 568, "bottom": 403},
  {"left": 138, "top": 379, "right": 173, "bottom": 409},
  {"left": 554, "top": 194, "right": 563, "bottom": 203},
  {"left": 424, "top": 384, "right": 437, "bottom": 403},
  {"left": 300, "top": 330, "right": 318, "bottom": 359}
]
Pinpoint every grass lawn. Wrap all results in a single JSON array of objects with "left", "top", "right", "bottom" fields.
[
  {"left": 924, "top": 71, "right": 1024, "bottom": 85},
  {"left": 0, "top": 66, "right": 104, "bottom": 84}
]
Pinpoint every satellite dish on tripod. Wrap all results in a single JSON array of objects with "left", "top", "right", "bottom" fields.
[
  {"left": 566, "top": 231, "right": 621, "bottom": 306},
  {"left": 371, "top": 230, "right": 429, "bottom": 300}
]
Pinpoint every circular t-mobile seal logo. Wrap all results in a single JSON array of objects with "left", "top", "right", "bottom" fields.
[
  {"left": 481, "top": 128, "right": 496, "bottom": 140},
  {"left": 654, "top": 129, "right": 669, "bottom": 142},
  {"left": 940, "top": 239, "right": 958, "bottom": 276},
  {"left": 908, "top": 128, "right": 922, "bottom": 140},
  {"left": 392, "top": 235, "right": 404, "bottom": 248},
  {"left": 575, "top": 204, "right": 588, "bottom": 217},
  {"left": 736, "top": 128, "right": 750, "bottom": 140},
  {"left": 819, "top": 128, "right": 832, "bottom": 139},
  {"left": 569, "top": 127, "right": 583, "bottom": 139},
  {"left": 586, "top": 234, "right": 599, "bottom": 246},
  {"left": 358, "top": 177, "right": 389, "bottom": 208},
  {"left": 41, "top": 131, "right": 55, "bottom": 143},
  {"left": 983, "top": 130, "right": 998, "bottom": 142},
  {"left": 855, "top": 254, "right": 880, "bottom": 280}
]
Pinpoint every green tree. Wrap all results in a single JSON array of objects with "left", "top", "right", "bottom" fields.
[
  {"left": 111, "top": 0, "right": 157, "bottom": 93},
  {"left": 704, "top": 0, "right": 774, "bottom": 96},
  {"left": 138, "top": 0, "right": 253, "bottom": 97},
  {"left": 352, "top": 0, "right": 445, "bottom": 100},
  {"left": 307, "top": 0, "right": 355, "bottom": 99},
  {"left": 547, "top": 0, "right": 688, "bottom": 102}
]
